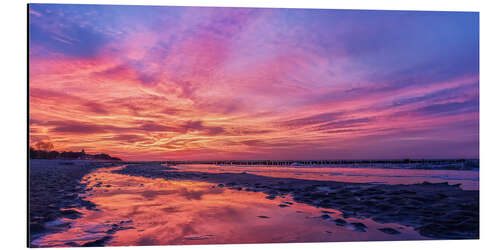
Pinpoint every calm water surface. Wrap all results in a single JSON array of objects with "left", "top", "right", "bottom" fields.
[
  {"left": 174, "top": 164, "right": 479, "bottom": 190},
  {"left": 33, "top": 165, "right": 430, "bottom": 247}
]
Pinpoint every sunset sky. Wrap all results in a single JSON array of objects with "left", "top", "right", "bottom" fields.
[{"left": 29, "top": 4, "right": 479, "bottom": 161}]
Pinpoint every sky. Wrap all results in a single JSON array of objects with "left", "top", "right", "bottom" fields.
[{"left": 28, "top": 4, "right": 479, "bottom": 161}]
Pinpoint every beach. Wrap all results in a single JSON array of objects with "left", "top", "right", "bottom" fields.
[
  {"left": 29, "top": 160, "right": 478, "bottom": 247},
  {"left": 28, "top": 160, "right": 121, "bottom": 246}
]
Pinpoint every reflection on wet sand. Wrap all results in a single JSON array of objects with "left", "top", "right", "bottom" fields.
[{"left": 33, "top": 166, "right": 427, "bottom": 247}]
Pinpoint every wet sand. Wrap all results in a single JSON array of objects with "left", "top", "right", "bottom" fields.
[
  {"left": 29, "top": 161, "right": 479, "bottom": 247},
  {"left": 114, "top": 163, "right": 479, "bottom": 239},
  {"left": 28, "top": 160, "right": 120, "bottom": 247},
  {"left": 32, "top": 165, "right": 428, "bottom": 247}
]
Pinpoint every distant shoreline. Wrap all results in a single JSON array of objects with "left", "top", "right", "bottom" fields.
[
  {"left": 28, "top": 157, "right": 479, "bottom": 170},
  {"left": 29, "top": 147, "right": 121, "bottom": 161},
  {"left": 119, "top": 159, "right": 479, "bottom": 171}
]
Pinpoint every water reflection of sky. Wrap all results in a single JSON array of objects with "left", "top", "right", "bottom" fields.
[
  {"left": 173, "top": 164, "right": 479, "bottom": 190},
  {"left": 34, "top": 166, "right": 428, "bottom": 247}
]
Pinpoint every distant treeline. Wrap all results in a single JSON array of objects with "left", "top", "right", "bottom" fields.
[{"left": 29, "top": 147, "right": 121, "bottom": 161}]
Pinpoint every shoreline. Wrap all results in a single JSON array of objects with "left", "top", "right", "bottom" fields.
[
  {"left": 28, "top": 160, "right": 120, "bottom": 247},
  {"left": 113, "top": 163, "right": 479, "bottom": 239},
  {"left": 118, "top": 159, "right": 479, "bottom": 171},
  {"left": 28, "top": 160, "right": 479, "bottom": 247}
]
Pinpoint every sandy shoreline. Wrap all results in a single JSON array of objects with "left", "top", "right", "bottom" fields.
[
  {"left": 113, "top": 163, "right": 479, "bottom": 239},
  {"left": 28, "top": 160, "right": 121, "bottom": 247},
  {"left": 29, "top": 160, "right": 479, "bottom": 247}
]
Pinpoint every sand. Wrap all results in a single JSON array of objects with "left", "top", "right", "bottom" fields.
[
  {"left": 113, "top": 163, "right": 479, "bottom": 239},
  {"left": 28, "top": 160, "right": 120, "bottom": 247},
  {"left": 28, "top": 160, "right": 479, "bottom": 247}
]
